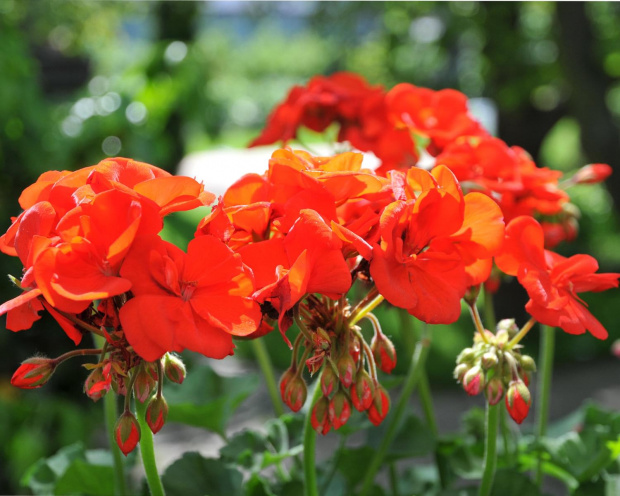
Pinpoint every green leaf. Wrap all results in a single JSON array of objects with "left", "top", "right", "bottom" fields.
[
  {"left": 386, "top": 414, "right": 436, "bottom": 461},
  {"left": 22, "top": 443, "right": 85, "bottom": 495},
  {"left": 244, "top": 474, "right": 277, "bottom": 496},
  {"left": 54, "top": 460, "right": 115, "bottom": 496},
  {"left": 162, "top": 452, "right": 243, "bottom": 496},
  {"left": 489, "top": 469, "right": 542, "bottom": 496},
  {"left": 165, "top": 364, "right": 258, "bottom": 436},
  {"left": 336, "top": 446, "right": 375, "bottom": 486}
]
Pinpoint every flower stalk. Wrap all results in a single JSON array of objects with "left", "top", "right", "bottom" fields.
[
  {"left": 136, "top": 398, "right": 166, "bottom": 496},
  {"left": 535, "top": 324, "right": 555, "bottom": 487}
]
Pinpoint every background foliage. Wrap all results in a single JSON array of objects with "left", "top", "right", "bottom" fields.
[{"left": 1, "top": 2, "right": 620, "bottom": 495}]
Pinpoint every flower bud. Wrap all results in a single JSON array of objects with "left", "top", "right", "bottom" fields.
[
  {"left": 367, "top": 384, "right": 390, "bottom": 426},
  {"left": 163, "top": 354, "right": 186, "bottom": 384},
  {"left": 328, "top": 390, "right": 351, "bottom": 430},
  {"left": 572, "top": 163, "right": 612, "bottom": 184},
  {"left": 11, "top": 358, "right": 56, "bottom": 389},
  {"left": 84, "top": 364, "right": 112, "bottom": 401},
  {"left": 311, "top": 397, "right": 331, "bottom": 435},
  {"left": 463, "top": 365, "right": 485, "bottom": 396},
  {"left": 146, "top": 395, "right": 169, "bottom": 434},
  {"left": 133, "top": 364, "right": 157, "bottom": 403},
  {"left": 283, "top": 374, "right": 307, "bottom": 413},
  {"left": 519, "top": 355, "right": 536, "bottom": 373},
  {"left": 453, "top": 363, "right": 470, "bottom": 382},
  {"left": 320, "top": 365, "right": 338, "bottom": 397},
  {"left": 115, "top": 411, "right": 141, "bottom": 456},
  {"left": 349, "top": 338, "right": 361, "bottom": 364},
  {"left": 371, "top": 333, "right": 397, "bottom": 374},
  {"left": 481, "top": 351, "right": 498, "bottom": 370},
  {"left": 505, "top": 380, "right": 531, "bottom": 424},
  {"left": 351, "top": 368, "right": 374, "bottom": 412},
  {"left": 456, "top": 347, "right": 475, "bottom": 365},
  {"left": 337, "top": 353, "right": 356, "bottom": 388},
  {"left": 279, "top": 367, "right": 296, "bottom": 398},
  {"left": 485, "top": 377, "right": 504, "bottom": 406}
]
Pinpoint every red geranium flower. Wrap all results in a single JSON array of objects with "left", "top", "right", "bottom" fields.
[{"left": 495, "top": 216, "right": 620, "bottom": 339}]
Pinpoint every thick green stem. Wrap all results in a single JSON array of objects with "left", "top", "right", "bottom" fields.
[
  {"left": 535, "top": 325, "right": 555, "bottom": 487},
  {"left": 479, "top": 403, "right": 500, "bottom": 496},
  {"left": 136, "top": 399, "right": 166, "bottom": 496},
  {"left": 359, "top": 326, "right": 432, "bottom": 496},
  {"left": 251, "top": 339, "right": 285, "bottom": 417},
  {"left": 303, "top": 382, "right": 323, "bottom": 496}
]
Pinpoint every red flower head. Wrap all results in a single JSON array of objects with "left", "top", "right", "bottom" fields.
[
  {"left": 370, "top": 165, "right": 504, "bottom": 323},
  {"left": 495, "top": 216, "right": 620, "bottom": 339},
  {"left": 119, "top": 234, "right": 262, "bottom": 361}
]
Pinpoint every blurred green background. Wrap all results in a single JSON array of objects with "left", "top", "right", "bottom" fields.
[{"left": 1, "top": 2, "right": 620, "bottom": 494}]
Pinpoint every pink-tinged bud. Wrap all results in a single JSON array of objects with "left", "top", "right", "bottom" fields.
[
  {"left": 485, "top": 377, "right": 504, "bottom": 406},
  {"left": 320, "top": 365, "right": 338, "bottom": 397},
  {"left": 146, "top": 395, "right": 169, "bottom": 434},
  {"left": 11, "top": 357, "right": 56, "bottom": 389},
  {"left": 453, "top": 363, "right": 470, "bottom": 382},
  {"left": 371, "top": 333, "right": 397, "bottom": 374},
  {"left": 279, "top": 367, "right": 296, "bottom": 398},
  {"left": 573, "top": 163, "right": 612, "bottom": 184},
  {"left": 133, "top": 364, "right": 157, "bottom": 403},
  {"left": 283, "top": 375, "right": 307, "bottom": 413},
  {"left": 328, "top": 390, "right": 351, "bottom": 430},
  {"left": 311, "top": 397, "right": 331, "bottom": 435},
  {"left": 481, "top": 351, "right": 498, "bottom": 370},
  {"left": 164, "top": 354, "right": 186, "bottom": 384},
  {"left": 463, "top": 365, "right": 485, "bottom": 396},
  {"left": 84, "top": 363, "right": 112, "bottom": 401},
  {"left": 351, "top": 369, "right": 374, "bottom": 412},
  {"left": 349, "top": 339, "right": 361, "bottom": 364},
  {"left": 367, "top": 384, "right": 390, "bottom": 426},
  {"left": 337, "top": 354, "right": 356, "bottom": 388},
  {"left": 612, "top": 340, "right": 620, "bottom": 359},
  {"left": 505, "top": 380, "right": 531, "bottom": 424},
  {"left": 115, "top": 411, "right": 141, "bottom": 456}
]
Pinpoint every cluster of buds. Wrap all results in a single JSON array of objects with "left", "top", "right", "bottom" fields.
[
  {"left": 11, "top": 334, "right": 183, "bottom": 455},
  {"left": 279, "top": 294, "right": 394, "bottom": 435},
  {"left": 454, "top": 319, "right": 536, "bottom": 424}
]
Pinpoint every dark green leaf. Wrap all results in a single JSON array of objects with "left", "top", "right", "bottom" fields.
[
  {"left": 336, "top": 446, "right": 375, "bottom": 486},
  {"left": 490, "top": 469, "right": 542, "bottom": 496},
  {"left": 54, "top": 460, "right": 115, "bottom": 496},
  {"left": 162, "top": 452, "right": 243, "bottom": 496},
  {"left": 386, "top": 414, "right": 436, "bottom": 460}
]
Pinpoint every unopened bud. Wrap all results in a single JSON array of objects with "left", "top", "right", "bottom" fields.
[
  {"left": 337, "top": 354, "right": 356, "bottom": 388},
  {"left": 84, "top": 363, "right": 112, "bottom": 401},
  {"left": 279, "top": 367, "right": 296, "bottom": 398},
  {"left": 11, "top": 357, "right": 57, "bottom": 389},
  {"left": 505, "top": 380, "right": 531, "bottom": 424},
  {"left": 311, "top": 397, "right": 331, "bottom": 435},
  {"left": 519, "top": 355, "right": 536, "bottom": 373},
  {"left": 145, "top": 395, "right": 168, "bottom": 434},
  {"left": 283, "top": 374, "right": 307, "bottom": 412},
  {"left": 456, "top": 347, "right": 476, "bottom": 365},
  {"left": 351, "top": 369, "right": 374, "bottom": 412},
  {"left": 115, "top": 411, "right": 141, "bottom": 456},
  {"left": 572, "top": 163, "right": 612, "bottom": 185},
  {"left": 328, "top": 390, "right": 352, "bottom": 430},
  {"left": 481, "top": 351, "right": 498, "bottom": 370},
  {"left": 453, "top": 363, "right": 470, "bottom": 382},
  {"left": 163, "top": 354, "right": 186, "bottom": 384},
  {"left": 371, "top": 333, "right": 397, "bottom": 374},
  {"left": 463, "top": 365, "right": 485, "bottom": 396},
  {"left": 367, "top": 384, "right": 390, "bottom": 426},
  {"left": 485, "top": 377, "right": 504, "bottom": 406},
  {"left": 496, "top": 319, "right": 518, "bottom": 337},
  {"left": 321, "top": 365, "right": 338, "bottom": 397},
  {"left": 133, "top": 364, "right": 157, "bottom": 403}
]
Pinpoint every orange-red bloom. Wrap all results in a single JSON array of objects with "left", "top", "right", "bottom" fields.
[
  {"left": 119, "top": 235, "right": 261, "bottom": 361},
  {"left": 495, "top": 216, "right": 620, "bottom": 339}
]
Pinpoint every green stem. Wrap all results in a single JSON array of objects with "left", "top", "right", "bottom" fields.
[
  {"left": 479, "top": 403, "right": 500, "bottom": 496},
  {"left": 359, "top": 325, "right": 432, "bottom": 496},
  {"left": 535, "top": 325, "right": 555, "bottom": 487},
  {"left": 136, "top": 399, "right": 166, "bottom": 496},
  {"left": 303, "top": 382, "right": 322, "bottom": 496},
  {"left": 92, "top": 334, "right": 127, "bottom": 496},
  {"left": 251, "top": 339, "right": 285, "bottom": 417},
  {"left": 389, "top": 463, "right": 400, "bottom": 496}
]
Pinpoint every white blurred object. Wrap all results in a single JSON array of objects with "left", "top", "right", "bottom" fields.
[
  {"left": 177, "top": 145, "right": 380, "bottom": 195},
  {"left": 468, "top": 97, "right": 498, "bottom": 137}
]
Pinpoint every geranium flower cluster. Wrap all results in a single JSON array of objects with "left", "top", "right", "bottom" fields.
[{"left": 1, "top": 71, "right": 618, "bottom": 459}]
